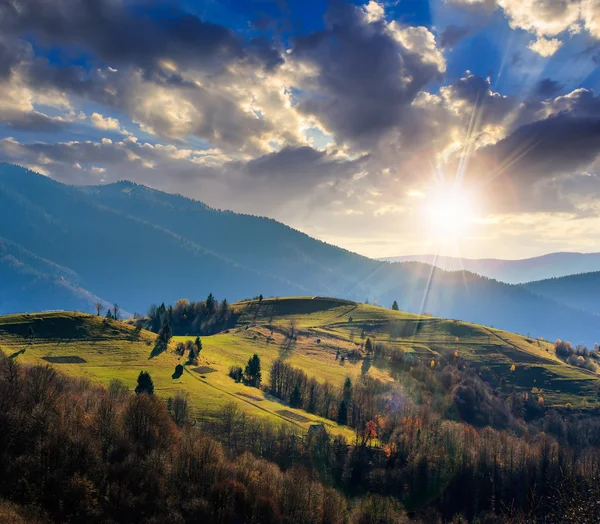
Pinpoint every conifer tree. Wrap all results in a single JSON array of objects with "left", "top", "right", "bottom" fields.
[{"left": 135, "top": 371, "right": 154, "bottom": 395}]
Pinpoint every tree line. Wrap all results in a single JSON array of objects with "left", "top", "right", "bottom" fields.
[{"left": 146, "top": 293, "right": 236, "bottom": 336}]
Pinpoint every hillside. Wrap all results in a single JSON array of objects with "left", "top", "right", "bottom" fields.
[
  {"left": 1, "top": 298, "right": 599, "bottom": 431},
  {"left": 523, "top": 272, "right": 600, "bottom": 317},
  {"left": 381, "top": 252, "right": 600, "bottom": 284},
  {"left": 2, "top": 163, "right": 600, "bottom": 345}
]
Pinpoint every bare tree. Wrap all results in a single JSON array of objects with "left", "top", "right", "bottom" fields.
[
  {"left": 112, "top": 304, "right": 120, "bottom": 321},
  {"left": 94, "top": 302, "right": 103, "bottom": 316}
]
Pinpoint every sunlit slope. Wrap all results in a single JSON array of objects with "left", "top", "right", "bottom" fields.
[
  {"left": 224, "top": 297, "right": 600, "bottom": 408},
  {"left": 2, "top": 297, "right": 599, "bottom": 427},
  {"left": 0, "top": 311, "right": 353, "bottom": 437}
]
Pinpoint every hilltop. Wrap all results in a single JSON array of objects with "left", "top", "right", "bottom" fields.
[
  {"left": 2, "top": 297, "right": 599, "bottom": 438},
  {"left": 2, "top": 163, "right": 600, "bottom": 345}
]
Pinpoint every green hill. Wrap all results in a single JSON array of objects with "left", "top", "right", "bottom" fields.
[{"left": 1, "top": 297, "right": 599, "bottom": 435}]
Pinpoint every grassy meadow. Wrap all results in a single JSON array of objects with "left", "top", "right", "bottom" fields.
[{"left": 1, "top": 297, "right": 599, "bottom": 438}]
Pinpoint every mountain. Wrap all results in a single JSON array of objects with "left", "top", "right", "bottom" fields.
[
  {"left": 0, "top": 236, "right": 107, "bottom": 313},
  {"left": 2, "top": 162, "right": 600, "bottom": 345},
  {"left": 522, "top": 272, "right": 600, "bottom": 317},
  {"left": 381, "top": 253, "right": 600, "bottom": 284}
]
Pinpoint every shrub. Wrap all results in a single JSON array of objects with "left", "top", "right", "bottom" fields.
[{"left": 229, "top": 365, "right": 243, "bottom": 383}]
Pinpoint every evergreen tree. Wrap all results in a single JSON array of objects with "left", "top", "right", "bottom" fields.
[
  {"left": 135, "top": 371, "right": 154, "bottom": 395},
  {"left": 365, "top": 338, "right": 373, "bottom": 354},
  {"left": 392, "top": 300, "right": 399, "bottom": 311},
  {"left": 195, "top": 336, "right": 202, "bottom": 355},
  {"left": 206, "top": 293, "right": 216, "bottom": 315},
  {"left": 337, "top": 399, "right": 348, "bottom": 425},
  {"left": 258, "top": 294, "right": 263, "bottom": 302},
  {"left": 244, "top": 353, "right": 262, "bottom": 387},
  {"left": 338, "top": 377, "right": 352, "bottom": 425},
  {"left": 290, "top": 383, "right": 303, "bottom": 408},
  {"left": 106, "top": 309, "right": 114, "bottom": 320},
  {"left": 158, "top": 321, "right": 172, "bottom": 344}
]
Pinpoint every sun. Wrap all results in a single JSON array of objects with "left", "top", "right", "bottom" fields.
[{"left": 425, "top": 188, "right": 476, "bottom": 239}]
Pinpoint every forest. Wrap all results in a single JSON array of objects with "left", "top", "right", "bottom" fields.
[{"left": 3, "top": 336, "right": 600, "bottom": 523}]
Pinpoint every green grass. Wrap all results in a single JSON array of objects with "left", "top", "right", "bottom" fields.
[{"left": 1, "top": 297, "right": 599, "bottom": 432}]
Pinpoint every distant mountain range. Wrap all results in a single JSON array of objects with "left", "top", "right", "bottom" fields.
[
  {"left": 380, "top": 253, "right": 600, "bottom": 284},
  {"left": 522, "top": 272, "right": 600, "bottom": 318},
  {"left": 2, "top": 162, "right": 600, "bottom": 345}
]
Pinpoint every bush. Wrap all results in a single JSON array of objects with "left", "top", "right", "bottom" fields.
[{"left": 229, "top": 365, "right": 243, "bottom": 383}]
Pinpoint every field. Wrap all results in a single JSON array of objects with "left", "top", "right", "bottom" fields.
[{"left": 1, "top": 297, "right": 599, "bottom": 437}]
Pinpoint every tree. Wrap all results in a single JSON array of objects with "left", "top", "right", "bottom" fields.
[
  {"left": 258, "top": 294, "right": 263, "bottom": 302},
  {"left": 195, "top": 336, "right": 202, "bottom": 355},
  {"left": 94, "top": 302, "right": 103, "bottom": 316},
  {"left": 290, "top": 383, "right": 303, "bottom": 408},
  {"left": 244, "top": 353, "right": 262, "bottom": 387},
  {"left": 158, "top": 321, "right": 172, "bottom": 345},
  {"left": 365, "top": 338, "right": 373, "bottom": 354},
  {"left": 26, "top": 324, "right": 35, "bottom": 341},
  {"left": 105, "top": 309, "right": 114, "bottom": 320},
  {"left": 206, "top": 292, "right": 216, "bottom": 315},
  {"left": 391, "top": 300, "right": 399, "bottom": 311},
  {"left": 135, "top": 371, "right": 154, "bottom": 395},
  {"left": 112, "top": 304, "right": 120, "bottom": 321}
]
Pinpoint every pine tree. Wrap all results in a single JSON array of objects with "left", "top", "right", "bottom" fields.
[
  {"left": 258, "top": 294, "right": 263, "bottom": 302},
  {"left": 206, "top": 293, "right": 216, "bottom": 314},
  {"left": 365, "top": 338, "right": 373, "bottom": 354},
  {"left": 392, "top": 300, "right": 399, "bottom": 311},
  {"left": 135, "top": 371, "right": 154, "bottom": 395},
  {"left": 290, "top": 383, "right": 303, "bottom": 408},
  {"left": 159, "top": 321, "right": 172, "bottom": 344},
  {"left": 244, "top": 353, "right": 262, "bottom": 387},
  {"left": 195, "top": 336, "right": 202, "bottom": 355}
]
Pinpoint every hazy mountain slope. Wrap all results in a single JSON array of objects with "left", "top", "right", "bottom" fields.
[
  {"left": 2, "top": 163, "right": 600, "bottom": 345},
  {"left": 0, "top": 164, "right": 305, "bottom": 313},
  {"left": 82, "top": 181, "right": 378, "bottom": 297},
  {"left": 522, "top": 272, "right": 600, "bottom": 317},
  {"left": 381, "top": 253, "right": 600, "bottom": 284},
  {"left": 0, "top": 237, "right": 106, "bottom": 313}
]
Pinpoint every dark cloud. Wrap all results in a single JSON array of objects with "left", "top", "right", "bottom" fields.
[
  {"left": 2, "top": 0, "right": 282, "bottom": 75},
  {"left": 2, "top": 112, "right": 68, "bottom": 133},
  {"left": 291, "top": 1, "right": 444, "bottom": 147},
  {"left": 241, "top": 145, "right": 366, "bottom": 181},
  {"left": 440, "top": 25, "right": 471, "bottom": 48},
  {"left": 480, "top": 114, "right": 600, "bottom": 181},
  {"left": 534, "top": 78, "right": 563, "bottom": 98}
]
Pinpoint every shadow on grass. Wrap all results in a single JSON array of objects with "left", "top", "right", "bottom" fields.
[
  {"left": 150, "top": 340, "right": 167, "bottom": 359},
  {"left": 8, "top": 348, "right": 26, "bottom": 359}
]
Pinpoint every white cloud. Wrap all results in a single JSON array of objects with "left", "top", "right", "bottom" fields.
[
  {"left": 528, "top": 36, "right": 563, "bottom": 57},
  {"left": 90, "top": 112, "right": 121, "bottom": 131}
]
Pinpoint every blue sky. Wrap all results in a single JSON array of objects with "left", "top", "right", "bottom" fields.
[{"left": 2, "top": 0, "right": 600, "bottom": 259}]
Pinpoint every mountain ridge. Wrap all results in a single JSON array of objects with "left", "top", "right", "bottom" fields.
[
  {"left": 2, "top": 162, "right": 600, "bottom": 345},
  {"left": 380, "top": 252, "right": 600, "bottom": 284}
]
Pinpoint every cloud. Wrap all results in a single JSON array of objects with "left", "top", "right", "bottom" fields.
[
  {"left": 449, "top": 0, "right": 600, "bottom": 54},
  {"left": 89, "top": 112, "right": 129, "bottom": 135},
  {"left": 2, "top": 0, "right": 282, "bottom": 76},
  {"left": 534, "top": 78, "right": 563, "bottom": 97},
  {"left": 528, "top": 36, "right": 562, "bottom": 57},
  {"left": 290, "top": 1, "right": 445, "bottom": 149}
]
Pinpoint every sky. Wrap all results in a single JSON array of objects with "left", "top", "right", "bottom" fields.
[{"left": 1, "top": 0, "right": 600, "bottom": 259}]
